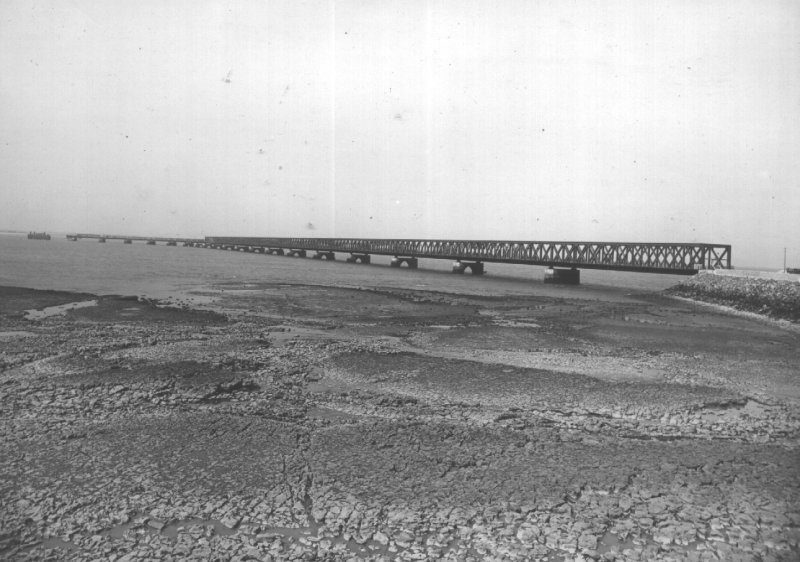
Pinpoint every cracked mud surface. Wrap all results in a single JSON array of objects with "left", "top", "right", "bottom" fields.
[{"left": 1, "top": 282, "right": 798, "bottom": 561}]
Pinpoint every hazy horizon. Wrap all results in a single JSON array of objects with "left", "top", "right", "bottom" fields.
[{"left": 1, "top": 1, "right": 798, "bottom": 269}]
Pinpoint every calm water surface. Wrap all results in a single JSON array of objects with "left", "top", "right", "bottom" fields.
[{"left": 0, "top": 234, "right": 686, "bottom": 301}]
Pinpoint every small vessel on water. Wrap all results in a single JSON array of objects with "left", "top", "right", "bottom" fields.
[{"left": 27, "top": 231, "right": 51, "bottom": 240}]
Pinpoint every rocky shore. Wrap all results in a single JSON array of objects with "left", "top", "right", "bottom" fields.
[
  {"left": 666, "top": 272, "right": 800, "bottom": 323},
  {"left": 1, "top": 282, "right": 798, "bottom": 561}
]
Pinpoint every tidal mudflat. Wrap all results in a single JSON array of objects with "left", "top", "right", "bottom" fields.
[{"left": 1, "top": 280, "right": 798, "bottom": 561}]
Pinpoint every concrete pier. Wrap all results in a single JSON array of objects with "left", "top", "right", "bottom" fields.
[
  {"left": 287, "top": 249, "right": 307, "bottom": 258},
  {"left": 544, "top": 267, "right": 580, "bottom": 285},
  {"left": 312, "top": 251, "right": 336, "bottom": 260},
  {"left": 452, "top": 261, "right": 485, "bottom": 275},
  {"left": 346, "top": 253, "right": 371, "bottom": 264},
  {"left": 390, "top": 257, "right": 418, "bottom": 269},
  {"left": 147, "top": 240, "right": 156, "bottom": 245},
  {"left": 166, "top": 241, "right": 177, "bottom": 246}
]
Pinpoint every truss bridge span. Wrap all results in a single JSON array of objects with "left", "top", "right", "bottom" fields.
[{"left": 203, "top": 237, "right": 731, "bottom": 275}]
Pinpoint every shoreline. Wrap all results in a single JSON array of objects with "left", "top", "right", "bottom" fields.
[
  {"left": 667, "top": 295, "right": 800, "bottom": 334},
  {"left": 665, "top": 272, "right": 800, "bottom": 324}
]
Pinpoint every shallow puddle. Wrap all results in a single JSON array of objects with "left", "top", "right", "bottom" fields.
[
  {"left": 41, "top": 537, "right": 80, "bottom": 550},
  {"left": 24, "top": 300, "right": 98, "bottom": 320},
  {"left": 260, "top": 526, "right": 390, "bottom": 555},
  {"left": 0, "top": 330, "right": 35, "bottom": 339},
  {"left": 597, "top": 531, "right": 636, "bottom": 553},
  {"left": 306, "top": 406, "right": 360, "bottom": 421},
  {"left": 102, "top": 517, "right": 237, "bottom": 540},
  {"left": 162, "top": 518, "right": 236, "bottom": 538},
  {"left": 15, "top": 537, "right": 81, "bottom": 554}
]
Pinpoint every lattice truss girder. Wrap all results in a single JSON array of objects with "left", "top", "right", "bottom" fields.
[{"left": 204, "top": 237, "right": 731, "bottom": 272}]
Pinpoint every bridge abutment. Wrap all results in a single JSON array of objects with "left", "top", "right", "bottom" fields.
[{"left": 544, "top": 267, "right": 580, "bottom": 285}]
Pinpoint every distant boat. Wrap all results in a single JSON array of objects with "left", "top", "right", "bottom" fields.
[
  {"left": 787, "top": 267, "right": 800, "bottom": 275},
  {"left": 27, "top": 231, "right": 51, "bottom": 240}
]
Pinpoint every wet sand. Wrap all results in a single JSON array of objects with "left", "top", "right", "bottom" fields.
[{"left": 1, "top": 280, "right": 798, "bottom": 561}]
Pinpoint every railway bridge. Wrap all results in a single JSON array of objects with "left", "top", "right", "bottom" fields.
[
  {"left": 200, "top": 237, "right": 732, "bottom": 284},
  {"left": 66, "top": 233, "right": 732, "bottom": 284}
]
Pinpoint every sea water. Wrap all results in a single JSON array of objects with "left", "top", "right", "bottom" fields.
[{"left": 0, "top": 233, "right": 686, "bottom": 301}]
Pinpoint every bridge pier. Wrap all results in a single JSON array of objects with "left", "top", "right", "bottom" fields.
[
  {"left": 544, "top": 267, "right": 580, "bottom": 285},
  {"left": 147, "top": 240, "right": 156, "bottom": 245},
  {"left": 452, "top": 261, "right": 485, "bottom": 275},
  {"left": 265, "top": 248, "right": 285, "bottom": 255},
  {"left": 312, "top": 251, "right": 335, "bottom": 260},
  {"left": 123, "top": 239, "right": 132, "bottom": 244},
  {"left": 68, "top": 236, "right": 78, "bottom": 241},
  {"left": 346, "top": 253, "right": 371, "bottom": 264},
  {"left": 166, "top": 241, "right": 177, "bottom": 246},
  {"left": 390, "top": 256, "right": 418, "bottom": 269},
  {"left": 287, "top": 249, "right": 307, "bottom": 258}
]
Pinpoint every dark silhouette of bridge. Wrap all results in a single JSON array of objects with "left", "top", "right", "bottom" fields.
[
  {"left": 66, "top": 233, "right": 732, "bottom": 283},
  {"left": 203, "top": 237, "right": 731, "bottom": 279}
]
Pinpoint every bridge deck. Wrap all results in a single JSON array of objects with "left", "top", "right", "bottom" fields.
[
  {"left": 205, "top": 237, "right": 732, "bottom": 274},
  {"left": 67, "top": 234, "right": 204, "bottom": 244}
]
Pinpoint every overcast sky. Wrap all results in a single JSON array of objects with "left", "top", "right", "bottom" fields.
[{"left": 1, "top": 0, "right": 798, "bottom": 267}]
